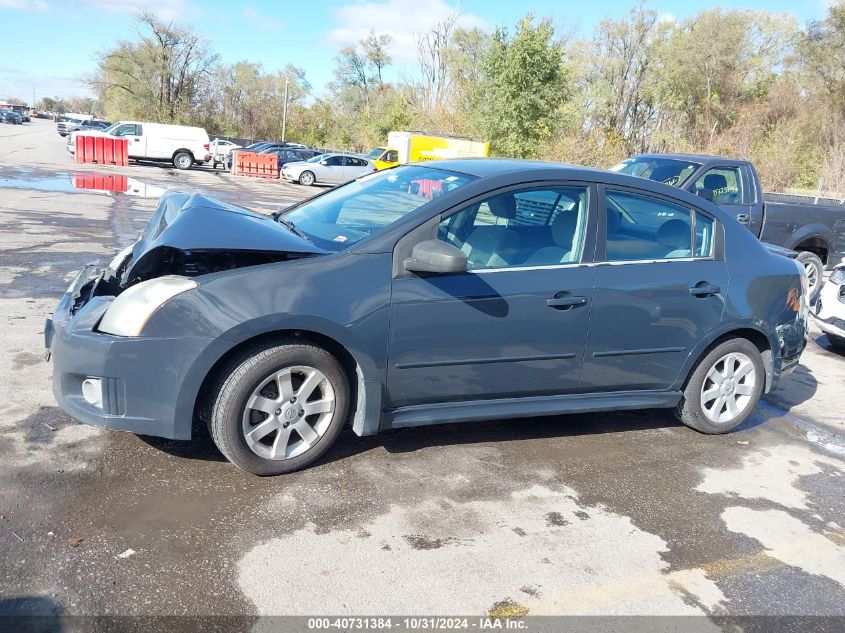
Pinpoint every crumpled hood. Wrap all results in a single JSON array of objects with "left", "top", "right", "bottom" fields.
[{"left": 122, "top": 190, "right": 324, "bottom": 282}]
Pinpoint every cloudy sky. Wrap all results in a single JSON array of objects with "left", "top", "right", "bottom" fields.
[{"left": 0, "top": 0, "right": 832, "bottom": 103}]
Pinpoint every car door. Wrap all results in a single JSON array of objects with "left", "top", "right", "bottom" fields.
[
  {"left": 319, "top": 155, "right": 345, "bottom": 183},
  {"left": 345, "top": 157, "right": 370, "bottom": 180},
  {"left": 580, "top": 186, "right": 728, "bottom": 392},
  {"left": 387, "top": 184, "right": 597, "bottom": 408},
  {"left": 688, "top": 164, "right": 761, "bottom": 235},
  {"left": 114, "top": 123, "right": 144, "bottom": 157}
]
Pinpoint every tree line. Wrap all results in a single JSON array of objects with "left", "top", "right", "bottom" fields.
[{"left": 27, "top": 2, "right": 845, "bottom": 193}]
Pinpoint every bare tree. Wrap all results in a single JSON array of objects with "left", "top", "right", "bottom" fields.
[
  {"left": 363, "top": 31, "right": 393, "bottom": 87},
  {"left": 417, "top": 13, "right": 459, "bottom": 109}
]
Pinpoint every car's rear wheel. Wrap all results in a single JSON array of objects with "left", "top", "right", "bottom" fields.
[
  {"left": 796, "top": 251, "right": 824, "bottom": 304},
  {"left": 173, "top": 151, "right": 194, "bottom": 170},
  {"left": 299, "top": 171, "right": 315, "bottom": 186},
  {"left": 209, "top": 341, "right": 349, "bottom": 475},
  {"left": 675, "top": 338, "right": 764, "bottom": 434}
]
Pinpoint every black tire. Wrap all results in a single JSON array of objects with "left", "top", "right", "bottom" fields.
[
  {"left": 173, "top": 151, "right": 194, "bottom": 170},
  {"left": 209, "top": 341, "right": 349, "bottom": 476},
  {"left": 796, "top": 251, "right": 824, "bottom": 304},
  {"left": 674, "top": 338, "right": 765, "bottom": 434},
  {"left": 299, "top": 170, "right": 315, "bottom": 186}
]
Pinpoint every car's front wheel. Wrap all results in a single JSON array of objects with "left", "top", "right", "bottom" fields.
[
  {"left": 675, "top": 338, "right": 764, "bottom": 434},
  {"left": 209, "top": 341, "right": 349, "bottom": 475}
]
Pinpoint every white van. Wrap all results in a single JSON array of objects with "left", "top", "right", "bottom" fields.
[{"left": 68, "top": 121, "right": 211, "bottom": 170}]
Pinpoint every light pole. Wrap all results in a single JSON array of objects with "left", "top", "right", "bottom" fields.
[{"left": 281, "top": 76, "right": 289, "bottom": 143}]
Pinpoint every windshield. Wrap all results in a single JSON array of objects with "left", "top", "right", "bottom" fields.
[
  {"left": 103, "top": 122, "right": 121, "bottom": 134},
  {"left": 282, "top": 165, "right": 475, "bottom": 251},
  {"left": 367, "top": 147, "right": 385, "bottom": 159},
  {"left": 611, "top": 157, "right": 701, "bottom": 188},
  {"left": 305, "top": 154, "right": 324, "bottom": 163}
]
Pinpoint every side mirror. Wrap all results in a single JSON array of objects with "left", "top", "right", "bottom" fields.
[
  {"left": 320, "top": 160, "right": 328, "bottom": 165},
  {"left": 404, "top": 240, "right": 467, "bottom": 274}
]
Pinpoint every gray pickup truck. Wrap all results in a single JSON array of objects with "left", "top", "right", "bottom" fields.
[{"left": 614, "top": 153, "right": 845, "bottom": 299}]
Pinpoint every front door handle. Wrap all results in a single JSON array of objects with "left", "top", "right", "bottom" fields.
[
  {"left": 736, "top": 213, "right": 750, "bottom": 225},
  {"left": 689, "top": 282, "right": 721, "bottom": 297},
  {"left": 547, "top": 294, "right": 588, "bottom": 309}
]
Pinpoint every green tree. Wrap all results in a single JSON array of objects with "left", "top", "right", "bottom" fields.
[
  {"left": 656, "top": 8, "right": 795, "bottom": 145},
  {"left": 475, "top": 16, "right": 570, "bottom": 158},
  {"left": 90, "top": 11, "right": 218, "bottom": 122}
]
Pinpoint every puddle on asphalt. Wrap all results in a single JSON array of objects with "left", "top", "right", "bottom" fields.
[{"left": 0, "top": 171, "right": 167, "bottom": 198}]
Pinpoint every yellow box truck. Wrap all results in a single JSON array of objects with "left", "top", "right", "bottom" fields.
[{"left": 368, "top": 131, "right": 489, "bottom": 171}]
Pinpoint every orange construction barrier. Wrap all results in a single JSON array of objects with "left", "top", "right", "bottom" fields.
[
  {"left": 230, "top": 150, "right": 279, "bottom": 179},
  {"left": 75, "top": 135, "right": 129, "bottom": 166}
]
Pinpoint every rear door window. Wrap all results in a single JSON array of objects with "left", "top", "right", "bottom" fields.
[{"left": 605, "top": 190, "right": 693, "bottom": 261}]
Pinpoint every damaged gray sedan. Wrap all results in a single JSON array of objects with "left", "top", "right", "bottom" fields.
[{"left": 46, "top": 161, "right": 809, "bottom": 475}]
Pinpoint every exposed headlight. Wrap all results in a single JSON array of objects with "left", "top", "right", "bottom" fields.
[
  {"left": 97, "top": 276, "right": 197, "bottom": 337},
  {"left": 830, "top": 267, "right": 845, "bottom": 285}
]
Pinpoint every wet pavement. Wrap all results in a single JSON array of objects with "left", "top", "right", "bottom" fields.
[{"left": 1, "top": 120, "right": 843, "bottom": 627}]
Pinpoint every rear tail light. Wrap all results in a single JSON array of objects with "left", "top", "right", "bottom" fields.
[{"left": 203, "top": 143, "right": 210, "bottom": 151}]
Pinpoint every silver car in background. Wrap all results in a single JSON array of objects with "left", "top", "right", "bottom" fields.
[{"left": 281, "top": 153, "right": 375, "bottom": 186}]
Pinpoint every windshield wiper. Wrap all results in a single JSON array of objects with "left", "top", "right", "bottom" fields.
[{"left": 276, "top": 216, "right": 309, "bottom": 240}]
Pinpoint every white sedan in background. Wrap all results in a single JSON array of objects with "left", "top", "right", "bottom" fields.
[
  {"left": 281, "top": 153, "right": 375, "bottom": 186},
  {"left": 814, "top": 264, "right": 845, "bottom": 349}
]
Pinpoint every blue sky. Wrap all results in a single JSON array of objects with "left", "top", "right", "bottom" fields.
[{"left": 0, "top": 0, "right": 834, "bottom": 103}]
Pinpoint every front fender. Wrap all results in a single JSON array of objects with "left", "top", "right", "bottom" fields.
[{"left": 168, "top": 312, "right": 387, "bottom": 440}]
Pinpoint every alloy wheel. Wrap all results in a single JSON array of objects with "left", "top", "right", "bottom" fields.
[
  {"left": 699, "top": 351, "right": 757, "bottom": 424},
  {"left": 803, "top": 260, "right": 819, "bottom": 294},
  {"left": 241, "top": 365, "right": 335, "bottom": 460}
]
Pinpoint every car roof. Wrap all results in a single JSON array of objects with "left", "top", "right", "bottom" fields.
[
  {"left": 416, "top": 158, "right": 611, "bottom": 179},
  {"left": 634, "top": 152, "right": 747, "bottom": 165},
  {"left": 402, "top": 158, "right": 734, "bottom": 218}
]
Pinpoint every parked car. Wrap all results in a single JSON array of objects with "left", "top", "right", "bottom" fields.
[
  {"left": 224, "top": 142, "right": 273, "bottom": 171},
  {"left": 614, "top": 154, "right": 845, "bottom": 301},
  {"left": 0, "top": 110, "right": 23, "bottom": 124},
  {"left": 262, "top": 147, "right": 320, "bottom": 170},
  {"left": 226, "top": 142, "right": 312, "bottom": 171},
  {"left": 814, "top": 264, "right": 845, "bottom": 349},
  {"left": 46, "top": 160, "right": 809, "bottom": 475},
  {"left": 281, "top": 153, "right": 375, "bottom": 186},
  {"left": 67, "top": 121, "right": 211, "bottom": 169},
  {"left": 63, "top": 119, "right": 111, "bottom": 136},
  {"left": 57, "top": 117, "right": 89, "bottom": 136}
]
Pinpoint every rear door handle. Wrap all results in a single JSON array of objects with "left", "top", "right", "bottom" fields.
[
  {"left": 547, "top": 294, "right": 588, "bottom": 309},
  {"left": 689, "top": 282, "right": 721, "bottom": 297}
]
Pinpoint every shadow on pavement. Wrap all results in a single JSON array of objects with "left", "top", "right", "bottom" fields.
[
  {"left": 762, "top": 361, "right": 819, "bottom": 416},
  {"left": 140, "top": 406, "right": 692, "bottom": 467}
]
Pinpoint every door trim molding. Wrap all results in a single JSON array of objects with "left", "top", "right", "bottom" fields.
[
  {"left": 592, "top": 346, "right": 687, "bottom": 358},
  {"left": 395, "top": 351, "right": 577, "bottom": 370}
]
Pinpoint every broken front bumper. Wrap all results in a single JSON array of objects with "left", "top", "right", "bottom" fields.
[{"left": 45, "top": 265, "right": 214, "bottom": 440}]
